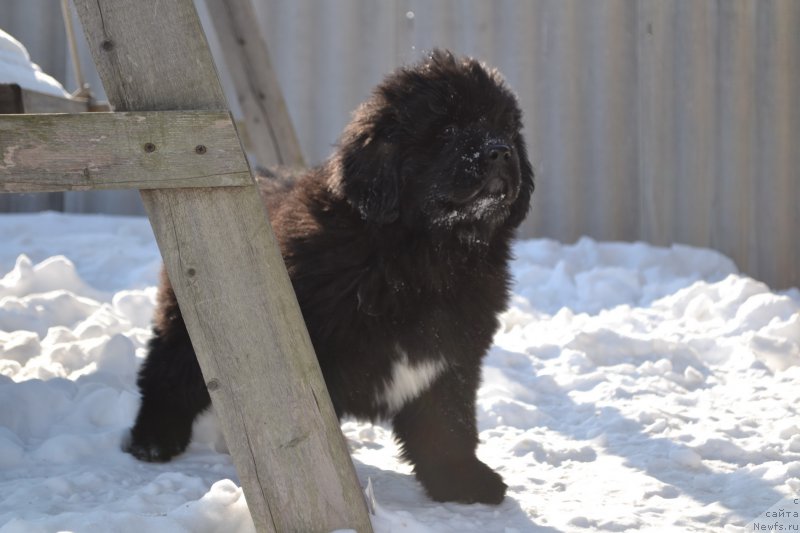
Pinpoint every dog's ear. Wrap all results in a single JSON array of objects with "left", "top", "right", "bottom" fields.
[
  {"left": 337, "top": 133, "right": 401, "bottom": 224},
  {"left": 507, "top": 134, "right": 535, "bottom": 229}
]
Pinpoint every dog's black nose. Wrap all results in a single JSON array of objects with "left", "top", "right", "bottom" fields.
[{"left": 486, "top": 143, "right": 512, "bottom": 163}]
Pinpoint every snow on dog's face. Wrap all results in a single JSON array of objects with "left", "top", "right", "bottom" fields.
[{"left": 331, "top": 49, "right": 534, "bottom": 242}]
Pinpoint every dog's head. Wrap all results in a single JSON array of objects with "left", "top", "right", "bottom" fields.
[{"left": 331, "top": 49, "right": 534, "bottom": 241}]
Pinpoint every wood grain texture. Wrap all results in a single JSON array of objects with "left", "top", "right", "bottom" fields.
[
  {"left": 72, "top": 0, "right": 373, "bottom": 532},
  {"left": 203, "top": 0, "right": 305, "bottom": 168},
  {"left": 0, "top": 111, "right": 251, "bottom": 192}
]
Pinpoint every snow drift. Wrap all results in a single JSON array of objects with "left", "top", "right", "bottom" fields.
[{"left": 0, "top": 212, "right": 798, "bottom": 532}]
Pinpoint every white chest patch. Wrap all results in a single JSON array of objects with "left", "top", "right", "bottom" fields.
[{"left": 377, "top": 347, "right": 448, "bottom": 414}]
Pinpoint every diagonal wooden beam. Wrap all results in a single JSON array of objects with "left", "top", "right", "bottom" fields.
[
  {"left": 202, "top": 0, "right": 305, "bottom": 168},
  {"left": 72, "top": 1, "right": 372, "bottom": 532},
  {"left": 0, "top": 111, "right": 251, "bottom": 192}
]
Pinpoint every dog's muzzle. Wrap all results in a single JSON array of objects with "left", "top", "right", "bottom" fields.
[{"left": 482, "top": 142, "right": 520, "bottom": 203}]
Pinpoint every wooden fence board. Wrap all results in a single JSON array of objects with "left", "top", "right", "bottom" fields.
[{"left": 0, "top": 111, "right": 250, "bottom": 192}]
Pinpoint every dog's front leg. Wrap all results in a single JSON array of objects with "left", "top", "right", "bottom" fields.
[
  {"left": 123, "top": 287, "right": 211, "bottom": 462},
  {"left": 391, "top": 364, "right": 507, "bottom": 504}
]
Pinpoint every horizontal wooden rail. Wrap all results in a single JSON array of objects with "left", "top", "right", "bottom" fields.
[{"left": 0, "top": 110, "right": 251, "bottom": 192}]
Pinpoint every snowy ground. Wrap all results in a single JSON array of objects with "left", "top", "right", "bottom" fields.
[{"left": 0, "top": 212, "right": 798, "bottom": 532}]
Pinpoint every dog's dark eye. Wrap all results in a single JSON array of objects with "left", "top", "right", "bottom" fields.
[
  {"left": 503, "top": 125, "right": 520, "bottom": 140},
  {"left": 507, "top": 119, "right": 522, "bottom": 136},
  {"left": 428, "top": 100, "right": 449, "bottom": 115}
]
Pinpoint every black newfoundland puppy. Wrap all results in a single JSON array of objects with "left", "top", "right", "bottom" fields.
[{"left": 125, "top": 50, "right": 534, "bottom": 505}]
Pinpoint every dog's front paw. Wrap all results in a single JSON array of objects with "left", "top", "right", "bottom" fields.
[
  {"left": 415, "top": 457, "right": 507, "bottom": 504},
  {"left": 122, "top": 431, "right": 182, "bottom": 462},
  {"left": 122, "top": 417, "right": 191, "bottom": 463}
]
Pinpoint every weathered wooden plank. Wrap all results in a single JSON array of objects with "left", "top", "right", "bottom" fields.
[
  {"left": 203, "top": 0, "right": 305, "bottom": 168},
  {"left": 0, "top": 111, "right": 251, "bottom": 192},
  {"left": 73, "top": 1, "right": 373, "bottom": 532}
]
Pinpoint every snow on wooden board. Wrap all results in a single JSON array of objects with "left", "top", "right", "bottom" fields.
[
  {"left": 0, "top": 212, "right": 798, "bottom": 532},
  {"left": 0, "top": 29, "right": 70, "bottom": 98}
]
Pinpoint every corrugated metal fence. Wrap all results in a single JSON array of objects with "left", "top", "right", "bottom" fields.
[{"left": 1, "top": 0, "right": 798, "bottom": 289}]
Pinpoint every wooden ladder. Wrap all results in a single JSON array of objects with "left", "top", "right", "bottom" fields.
[{"left": 0, "top": 1, "right": 373, "bottom": 532}]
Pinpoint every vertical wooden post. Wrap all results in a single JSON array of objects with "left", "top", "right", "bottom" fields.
[
  {"left": 72, "top": 1, "right": 372, "bottom": 531},
  {"left": 202, "top": 0, "right": 305, "bottom": 169}
]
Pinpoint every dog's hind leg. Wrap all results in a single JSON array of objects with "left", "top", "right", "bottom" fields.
[
  {"left": 392, "top": 364, "right": 507, "bottom": 504},
  {"left": 123, "top": 277, "right": 210, "bottom": 462}
]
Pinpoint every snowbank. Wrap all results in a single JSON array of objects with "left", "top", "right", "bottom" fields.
[
  {"left": 0, "top": 212, "right": 798, "bottom": 532},
  {"left": 0, "top": 28, "right": 70, "bottom": 97}
]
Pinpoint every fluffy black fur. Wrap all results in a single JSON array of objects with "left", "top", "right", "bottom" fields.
[{"left": 124, "top": 50, "right": 534, "bottom": 505}]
